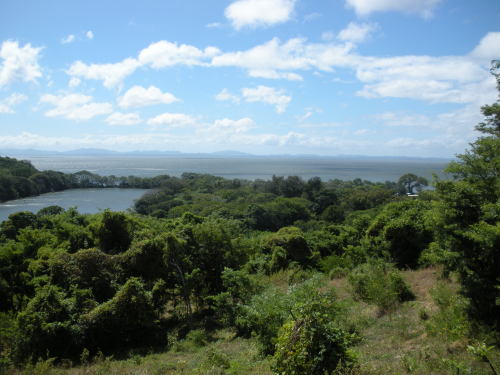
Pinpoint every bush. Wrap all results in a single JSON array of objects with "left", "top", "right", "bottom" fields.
[
  {"left": 348, "top": 261, "right": 415, "bottom": 314},
  {"left": 263, "top": 226, "right": 313, "bottom": 272},
  {"left": 82, "top": 277, "right": 164, "bottom": 354},
  {"left": 272, "top": 284, "right": 357, "bottom": 375},
  {"left": 236, "top": 275, "right": 347, "bottom": 357},
  {"left": 426, "top": 281, "right": 469, "bottom": 341}
]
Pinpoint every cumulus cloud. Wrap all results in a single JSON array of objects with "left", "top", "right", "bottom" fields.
[
  {"left": 345, "top": 0, "right": 442, "bottom": 18},
  {"left": 147, "top": 112, "right": 197, "bottom": 128},
  {"left": 105, "top": 112, "right": 141, "bottom": 126},
  {"left": 0, "top": 41, "right": 43, "bottom": 87},
  {"left": 337, "top": 22, "right": 377, "bottom": 43},
  {"left": 215, "top": 88, "right": 240, "bottom": 103},
  {"left": 64, "top": 32, "right": 496, "bottom": 111},
  {"left": 216, "top": 86, "right": 291, "bottom": 112},
  {"left": 0, "top": 93, "right": 28, "bottom": 113},
  {"left": 242, "top": 85, "right": 291, "bottom": 113},
  {"left": 67, "top": 58, "right": 140, "bottom": 88},
  {"left": 138, "top": 40, "right": 219, "bottom": 68},
  {"left": 211, "top": 37, "right": 355, "bottom": 80},
  {"left": 118, "top": 85, "right": 180, "bottom": 108},
  {"left": 354, "top": 54, "right": 496, "bottom": 104},
  {"left": 86, "top": 30, "right": 94, "bottom": 40},
  {"left": 61, "top": 34, "right": 75, "bottom": 44},
  {"left": 470, "top": 32, "right": 500, "bottom": 60},
  {"left": 39, "top": 93, "right": 112, "bottom": 121},
  {"left": 225, "top": 0, "right": 296, "bottom": 29}
]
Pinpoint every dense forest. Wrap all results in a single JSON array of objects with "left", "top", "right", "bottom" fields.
[{"left": 0, "top": 64, "right": 498, "bottom": 374}]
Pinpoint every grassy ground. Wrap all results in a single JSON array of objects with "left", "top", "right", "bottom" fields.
[{"left": 7, "top": 267, "right": 499, "bottom": 375}]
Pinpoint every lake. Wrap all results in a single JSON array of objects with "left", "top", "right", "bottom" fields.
[
  {"left": 0, "top": 188, "right": 149, "bottom": 222},
  {"left": 0, "top": 155, "right": 451, "bottom": 222},
  {"left": 25, "top": 155, "right": 450, "bottom": 182}
]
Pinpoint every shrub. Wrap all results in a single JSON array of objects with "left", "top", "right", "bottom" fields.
[
  {"left": 426, "top": 281, "right": 469, "bottom": 341},
  {"left": 347, "top": 261, "right": 415, "bottom": 314},
  {"left": 236, "top": 274, "right": 347, "bottom": 357},
  {"left": 272, "top": 284, "right": 357, "bottom": 375},
  {"left": 15, "top": 285, "right": 77, "bottom": 361},
  {"left": 263, "top": 226, "right": 313, "bottom": 272},
  {"left": 366, "top": 200, "right": 434, "bottom": 268},
  {"left": 82, "top": 277, "right": 164, "bottom": 354}
]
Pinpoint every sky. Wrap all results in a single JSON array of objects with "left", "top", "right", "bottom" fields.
[{"left": 0, "top": 0, "right": 499, "bottom": 157}]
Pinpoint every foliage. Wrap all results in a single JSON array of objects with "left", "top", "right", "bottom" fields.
[
  {"left": 425, "top": 281, "right": 469, "bottom": 341},
  {"left": 235, "top": 275, "right": 347, "bottom": 357},
  {"left": 348, "top": 261, "right": 415, "bottom": 313},
  {"left": 398, "top": 173, "right": 428, "bottom": 194},
  {"left": 262, "top": 226, "right": 314, "bottom": 272},
  {"left": 82, "top": 277, "right": 163, "bottom": 354},
  {"left": 435, "top": 61, "right": 500, "bottom": 329},
  {"left": 272, "top": 289, "right": 357, "bottom": 375},
  {"left": 366, "top": 199, "right": 435, "bottom": 268},
  {"left": 92, "top": 210, "right": 133, "bottom": 254}
]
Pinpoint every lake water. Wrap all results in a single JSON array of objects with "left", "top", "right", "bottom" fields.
[
  {"left": 0, "top": 155, "right": 451, "bottom": 222},
  {"left": 0, "top": 188, "right": 149, "bottom": 222},
  {"left": 26, "top": 155, "right": 450, "bottom": 182}
]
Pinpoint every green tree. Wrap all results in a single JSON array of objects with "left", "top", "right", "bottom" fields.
[
  {"left": 435, "top": 60, "right": 499, "bottom": 329},
  {"left": 82, "top": 277, "right": 162, "bottom": 354},
  {"left": 398, "top": 173, "right": 428, "bottom": 194},
  {"left": 366, "top": 199, "right": 434, "bottom": 268},
  {"left": 92, "top": 210, "right": 133, "bottom": 254}
]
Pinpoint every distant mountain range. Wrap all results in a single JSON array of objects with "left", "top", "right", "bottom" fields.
[{"left": 0, "top": 148, "right": 452, "bottom": 161}]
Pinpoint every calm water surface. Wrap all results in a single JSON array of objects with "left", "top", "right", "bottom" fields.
[
  {"left": 0, "top": 156, "right": 450, "bottom": 222},
  {"left": 26, "top": 156, "right": 449, "bottom": 182},
  {"left": 0, "top": 188, "right": 149, "bottom": 222}
]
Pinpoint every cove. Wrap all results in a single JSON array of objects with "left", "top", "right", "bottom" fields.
[{"left": 0, "top": 188, "right": 149, "bottom": 222}]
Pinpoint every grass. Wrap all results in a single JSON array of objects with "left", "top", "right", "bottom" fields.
[{"left": 5, "top": 267, "right": 498, "bottom": 375}]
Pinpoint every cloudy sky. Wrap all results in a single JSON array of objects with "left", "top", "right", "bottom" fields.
[{"left": 0, "top": 0, "right": 499, "bottom": 157}]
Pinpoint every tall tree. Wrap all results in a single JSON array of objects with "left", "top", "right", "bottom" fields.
[{"left": 436, "top": 60, "right": 499, "bottom": 329}]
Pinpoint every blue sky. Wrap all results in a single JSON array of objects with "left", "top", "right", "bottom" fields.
[{"left": 0, "top": 0, "right": 499, "bottom": 157}]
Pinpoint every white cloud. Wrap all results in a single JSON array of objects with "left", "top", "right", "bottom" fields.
[
  {"left": 39, "top": 93, "right": 112, "bottom": 121},
  {"left": 68, "top": 77, "right": 81, "bottom": 88},
  {"left": 147, "top": 113, "right": 196, "bottom": 128},
  {"left": 138, "top": 40, "right": 219, "bottom": 68},
  {"left": 211, "top": 37, "right": 355, "bottom": 80},
  {"left": 105, "top": 112, "right": 141, "bottom": 126},
  {"left": 86, "top": 30, "right": 94, "bottom": 40},
  {"left": 470, "top": 32, "right": 500, "bottom": 60},
  {"left": 67, "top": 58, "right": 140, "bottom": 89},
  {"left": 338, "top": 22, "right": 377, "bottom": 43},
  {"left": 354, "top": 55, "right": 496, "bottom": 104},
  {"left": 118, "top": 85, "right": 180, "bottom": 108},
  {"left": 205, "top": 118, "right": 255, "bottom": 135},
  {"left": 0, "top": 41, "right": 43, "bottom": 87},
  {"left": 0, "top": 93, "right": 28, "bottom": 113},
  {"left": 373, "top": 112, "right": 433, "bottom": 127},
  {"left": 61, "top": 34, "right": 75, "bottom": 44},
  {"left": 225, "top": 0, "right": 296, "bottom": 29},
  {"left": 216, "top": 88, "right": 240, "bottom": 103},
  {"left": 242, "top": 85, "right": 291, "bottom": 113},
  {"left": 345, "top": 0, "right": 442, "bottom": 18}
]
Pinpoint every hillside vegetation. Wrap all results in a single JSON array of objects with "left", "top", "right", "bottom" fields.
[{"left": 0, "top": 63, "right": 498, "bottom": 374}]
